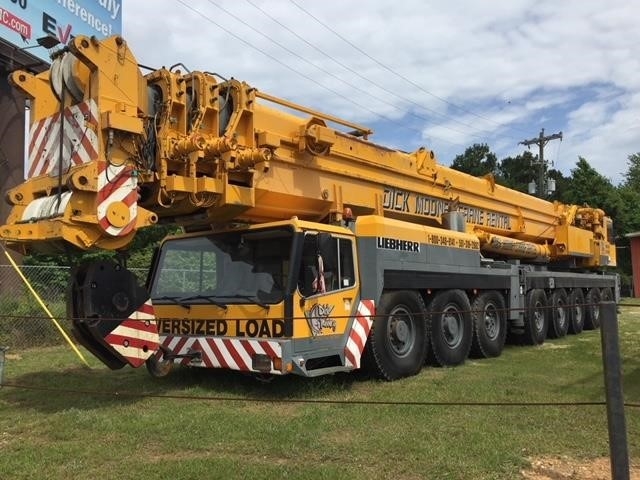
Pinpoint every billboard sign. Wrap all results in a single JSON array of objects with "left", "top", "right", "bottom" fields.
[{"left": 0, "top": 0, "right": 122, "bottom": 61}]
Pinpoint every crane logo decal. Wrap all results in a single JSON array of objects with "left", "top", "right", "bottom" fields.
[{"left": 305, "top": 303, "right": 336, "bottom": 336}]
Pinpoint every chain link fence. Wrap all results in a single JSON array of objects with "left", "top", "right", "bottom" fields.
[{"left": 0, "top": 265, "right": 147, "bottom": 351}]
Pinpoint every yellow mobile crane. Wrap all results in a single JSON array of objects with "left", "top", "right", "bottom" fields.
[{"left": 1, "top": 36, "right": 617, "bottom": 379}]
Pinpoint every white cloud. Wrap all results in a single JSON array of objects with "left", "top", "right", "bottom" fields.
[{"left": 121, "top": 0, "right": 640, "bottom": 184}]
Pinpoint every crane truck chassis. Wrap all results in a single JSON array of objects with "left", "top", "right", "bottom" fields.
[{"left": 1, "top": 35, "right": 618, "bottom": 381}]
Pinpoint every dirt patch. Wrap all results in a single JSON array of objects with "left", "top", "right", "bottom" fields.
[{"left": 521, "top": 456, "right": 640, "bottom": 479}]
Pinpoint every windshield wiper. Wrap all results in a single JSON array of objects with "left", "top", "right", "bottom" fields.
[
  {"left": 216, "top": 294, "right": 270, "bottom": 310},
  {"left": 152, "top": 295, "right": 191, "bottom": 311},
  {"left": 179, "top": 294, "right": 228, "bottom": 310}
]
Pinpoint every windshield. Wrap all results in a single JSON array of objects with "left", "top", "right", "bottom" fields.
[{"left": 150, "top": 228, "right": 293, "bottom": 305}]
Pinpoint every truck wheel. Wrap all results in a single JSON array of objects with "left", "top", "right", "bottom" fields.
[
  {"left": 584, "top": 288, "right": 602, "bottom": 330},
  {"left": 548, "top": 289, "right": 569, "bottom": 339},
  {"left": 522, "top": 289, "right": 548, "bottom": 345},
  {"left": 428, "top": 289, "right": 472, "bottom": 366},
  {"left": 362, "top": 290, "right": 428, "bottom": 381},
  {"left": 567, "top": 289, "right": 585, "bottom": 334},
  {"left": 601, "top": 287, "right": 614, "bottom": 302},
  {"left": 470, "top": 291, "right": 507, "bottom": 358},
  {"left": 146, "top": 347, "right": 173, "bottom": 378}
]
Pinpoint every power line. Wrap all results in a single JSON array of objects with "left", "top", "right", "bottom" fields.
[
  {"left": 242, "top": 0, "right": 506, "bottom": 142},
  {"left": 174, "top": 0, "right": 470, "bottom": 149},
  {"left": 288, "top": 0, "right": 532, "bottom": 136}
]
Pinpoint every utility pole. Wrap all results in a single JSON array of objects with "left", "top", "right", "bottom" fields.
[{"left": 519, "top": 128, "right": 562, "bottom": 197}]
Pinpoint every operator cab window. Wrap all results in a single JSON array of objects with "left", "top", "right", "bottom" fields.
[{"left": 298, "top": 233, "right": 355, "bottom": 297}]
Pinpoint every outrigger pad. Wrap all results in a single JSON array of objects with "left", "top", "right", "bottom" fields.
[{"left": 68, "top": 261, "right": 158, "bottom": 370}]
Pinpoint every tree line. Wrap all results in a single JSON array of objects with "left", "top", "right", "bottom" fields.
[{"left": 450, "top": 144, "right": 640, "bottom": 291}]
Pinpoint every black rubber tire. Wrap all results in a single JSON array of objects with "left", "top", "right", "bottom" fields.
[
  {"left": 584, "top": 288, "right": 602, "bottom": 330},
  {"left": 362, "top": 290, "right": 428, "bottom": 381},
  {"left": 567, "top": 289, "right": 585, "bottom": 335},
  {"left": 470, "top": 291, "right": 507, "bottom": 358},
  {"left": 521, "top": 289, "right": 548, "bottom": 345},
  {"left": 600, "top": 287, "right": 614, "bottom": 302},
  {"left": 548, "top": 289, "right": 569, "bottom": 339},
  {"left": 146, "top": 347, "right": 173, "bottom": 378},
  {"left": 428, "top": 289, "right": 473, "bottom": 366}
]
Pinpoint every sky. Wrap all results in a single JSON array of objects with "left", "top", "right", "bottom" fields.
[{"left": 122, "top": 0, "right": 639, "bottom": 185}]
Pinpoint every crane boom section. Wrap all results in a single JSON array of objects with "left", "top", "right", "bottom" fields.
[{"left": 1, "top": 36, "right": 614, "bottom": 267}]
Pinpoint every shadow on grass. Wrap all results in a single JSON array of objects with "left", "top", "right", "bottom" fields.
[{"left": 2, "top": 363, "right": 370, "bottom": 414}]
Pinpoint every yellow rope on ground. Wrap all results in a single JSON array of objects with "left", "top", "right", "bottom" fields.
[{"left": 1, "top": 243, "right": 90, "bottom": 368}]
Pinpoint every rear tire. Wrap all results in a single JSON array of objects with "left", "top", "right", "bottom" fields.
[
  {"left": 584, "top": 288, "right": 601, "bottom": 330},
  {"left": 548, "top": 289, "right": 569, "bottom": 339},
  {"left": 362, "top": 290, "right": 428, "bottom": 381},
  {"left": 567, "top": 289, "right": 585, "bottom": 334},
  {"left": 521, "top": 289, "right": 548, "bottom": 345},
  {"left": 470, "top": 291, "right": 507, "bottom": 358},
  {"left": 601, "top": 287, "right": 614, "bottom": 302},
  {"left": 428, "top": 289, "right": 472, "bottom": 366}
]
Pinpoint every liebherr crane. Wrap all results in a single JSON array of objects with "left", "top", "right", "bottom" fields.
[{"left": 1, "top": 36, "right": 617, "bottom": 380}]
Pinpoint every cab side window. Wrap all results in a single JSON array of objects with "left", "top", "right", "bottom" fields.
[{"left": 298, "top": 234, "right": 355, "bottom": 296}]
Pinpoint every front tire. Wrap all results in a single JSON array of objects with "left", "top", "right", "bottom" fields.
[
  {"left": 470, "top": 291, "right": 507, "bottom": 358},
  {"left": 428, "top": 289, "right": 473, "bottom": 366},
  {"left": 362, "top": 290, "right": 428, "bottom": 381}
]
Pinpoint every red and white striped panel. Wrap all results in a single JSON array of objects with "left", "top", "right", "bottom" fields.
[
  {"left": 96, "top": 163, "right": 138, "bottom": 236},
  {"left": 161, "top": 336, "right": 283, "bottom": 374},
  {"left": 104, "top": 300, "right": 159, "bottom": 368},
  {"left": 27, "top": 99, "right": 99, "bottom": 178},
  {"left": 344, "top": 299, "right": 375, "bottom": 369}
]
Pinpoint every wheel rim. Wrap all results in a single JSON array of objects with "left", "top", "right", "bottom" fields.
[
  {"left": 441, "top": 304, "right": 463, "bottom": 349},
  {"left": 387, "top": 305, "right": 415, "bottom": 357},
  {"left": 483, "top": 302, "right": 500, "bottom": 340},
  {"left": 555, "top": 299, "right": 566, "bottom": 329},
  {"left": 533, "top": 300, "right": 545, "bottom": 333},
  {"left": 574, "top": 303, "right": 582, "bottom": 326}
]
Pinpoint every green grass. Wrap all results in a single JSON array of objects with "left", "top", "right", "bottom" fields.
[{"left": 1, "top": 306, "right": 639, "bottom": 479}]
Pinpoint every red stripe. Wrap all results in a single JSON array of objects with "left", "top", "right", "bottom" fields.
[
  {"left": 349, "top": 324, "right": 366, "bottom": 353},
  {"left": 29, "top": 115, "right": 58, "bottom": 177},
  {"left": 120, "top": 318, "right": 157, "bottom": 334},
  {"left": 28, "top": 119, "right": 49, "bottom": 177},
  {"left": 197, "top": 339, "right": 213, "bottom": 367},
  {"left": 62, "top": 107, "right": 88, "bottom": 167},
  {"left": 105, "top": 332, "right": 159, "bottom": 351},
  {"left": 121, "top": 189, "right": 138, "bottom": 207},
  {"left": 133, "top": 302, "right": 155, "bottom": 317},
  {"left": 75, "top": 101, "right": 99, "bottom": 162},
  {"left": 344, "top": 347, "right": 357, "bottom": 367},
  {"left": 241, "top": 339, "right": 257, "bottom": 358},
  {"left": 223, "top": 338, "right": 249, "bottom": 371},
  {"left": 259, "top": 341, "right": 278, "bottom": 359},
  {"left": 98, "top": 168, "right": 131, "bottom": 202},
  {"left": 209, "top": 339, "right": 230, "bottom": 369}
]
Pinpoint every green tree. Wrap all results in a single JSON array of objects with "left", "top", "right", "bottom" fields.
[
  {"left": 450, "top": 143, "right": 498, "bottom": 177},
  {"left": 496, "top": 151, "right": 538, "bottom": 193},
  {"left": 562, "top": 157, "right": 624, "bottom": 227}
]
